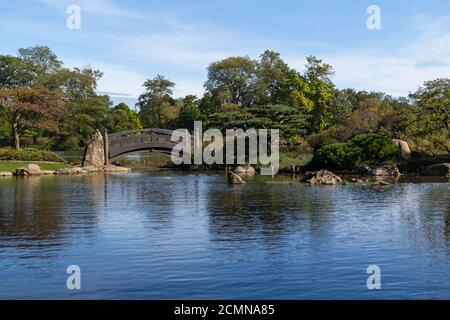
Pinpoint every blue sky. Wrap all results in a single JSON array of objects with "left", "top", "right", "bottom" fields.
[{"left": 0, "top": 0, "right": 449, "bottom": 106}]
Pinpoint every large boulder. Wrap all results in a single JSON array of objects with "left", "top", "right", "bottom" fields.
[
  {"left": 421, "top": 163, "right": 450, "bottom": 177},
  {"left": 82, "top": 129, "right": 105, "bottom": 167},
  {"left": 369, "top": 165, "right": 400, "bottom": 177},
  {"left": 16, "top": 164, "right": 42, "bottom": 176},
  {"left": 227, "top": 171, "right": 246, "bottom": 184},
  {"left": 303, "top": 170, "right": 342, "bottom": 185},
  {"left": 392, "top": 139, "right": 411, "bottom": 160}
]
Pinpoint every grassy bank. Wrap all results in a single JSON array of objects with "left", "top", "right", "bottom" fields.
[
  {"left": 0, "top": 161, "right": 72, "bottom": 173},
  {"left": 0, "top": 147, "right": 66, "bottom": 162}
]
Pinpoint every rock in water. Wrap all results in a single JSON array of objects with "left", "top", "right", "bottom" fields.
[
  {"left": 227, "top": 171, "right": 246, "bottom": 184},
  {"left": 392, "top": 139, "right": 411, "bottom": 160},
  {"left": 82, "top": 129, "right": 105, "bottom": 167},
  {"left": 16, "top": 164, "right": 42, "bottom": 176},
  {"left": 304, "top": 170, "right": 342, "bottom": 185},
  {"left": 0, "top": 171, "right": 13, "bottom": 177}
]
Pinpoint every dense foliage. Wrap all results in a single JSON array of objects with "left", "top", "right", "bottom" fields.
[
  {"left": 313, "top": 134, "right": 399, "bottom": 170},
  {"left": 0, "top": 147, "right": 66, "bottom": 162},
  {"left": 0, "top": 45, "right": 449, "bottom": 164}
]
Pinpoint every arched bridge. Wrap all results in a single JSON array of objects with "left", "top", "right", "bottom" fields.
[{"left": 106, "top": 128, "right": 188, "bottom": 162}]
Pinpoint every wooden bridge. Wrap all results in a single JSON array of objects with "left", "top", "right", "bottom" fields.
[{"left": 105, "top": 128, "right": 190, "bottom": 163}]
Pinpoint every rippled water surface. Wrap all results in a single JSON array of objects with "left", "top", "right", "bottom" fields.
[{"left": 0, "top": 171, "right": 449, "bottom": 299}]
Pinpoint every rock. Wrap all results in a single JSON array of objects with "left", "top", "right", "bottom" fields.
[
  {"left": 82, "top": 129, "right": 105, "bottom": 168},
  {"left": 245, "top": 166, "right": 256, "bottom": 175},
  {"left": 0, "top": 171, "right": 13, "bottom": 177},
  {"left": 103, "top": 164, "right": 132, "bottom": 172},
  {"left": 234, "top": 165, "right": 256, "bottom": 175},
  {"left": 351, "top": 178, "right": 365, "bottom": 184},
  {"left": 373, "top": 180, "right": 391, "bottom": 186},
  {"left": 55, "top": 167, "right": 88, "bottom": 175},
  {"left": 392, "top": 139, "right": 411, "bottom": 160},
  {"left": 227, "top": 171, "right": 246, "bottom": 184},
  {"left": 421, "top": 163, "right": 450, "bottom": 177},
  {"left": 304, "top": 170, "right": 342, "bottom": 185},
  {"left": 16, "top": 164, "right": 42, "bottom": 176},
  {"left": 82, "top": 166, "right": 104, "bottom": 172},
  {"left": 357, "top": 164, "right": 371, "bottom": 175},
  {"left": 233, "top": 166, "right": 247, "bottom": 174},
  {"left": 369, "top": 165, "right": 400, "bottom": 177}
]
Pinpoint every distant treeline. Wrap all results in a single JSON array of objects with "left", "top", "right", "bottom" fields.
[{"left": 0, "top": 46, "right": 449, "bottom": 156}]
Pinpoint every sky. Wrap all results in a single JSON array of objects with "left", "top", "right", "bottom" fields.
[{"left": 0, "top": 0, "right": 449, "bottom": 107}]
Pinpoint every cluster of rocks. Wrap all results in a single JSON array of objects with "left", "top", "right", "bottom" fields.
[
  {"left": 0, "top": 163, "right": 131, "bottom": 177},
  {"left": 302, "top": 170, "right": 342, "bottom": 185},
  {"left": 357, "top": 164, "right": 401, "bottom": 177}
]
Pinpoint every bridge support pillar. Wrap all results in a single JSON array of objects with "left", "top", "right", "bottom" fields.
[{"left": 104, "top": 129, "right": 109, "bottom": 165}]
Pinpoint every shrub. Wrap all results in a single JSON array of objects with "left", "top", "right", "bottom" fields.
[
  {"left": 0, "top": 148, "right": 66, "bottom": 162},
  {"left": 312, "top": 134, "right": 398, "bottom": 170}
]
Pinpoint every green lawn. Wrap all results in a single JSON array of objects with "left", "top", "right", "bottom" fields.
[{"left": 0, "top": 161, "right": 72, "bottom": 173}]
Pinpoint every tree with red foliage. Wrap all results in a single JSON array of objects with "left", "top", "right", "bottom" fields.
[{"left": 0, "top": 87, "right": 67, "bottom": 149}]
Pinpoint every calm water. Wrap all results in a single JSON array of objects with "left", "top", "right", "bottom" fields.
[{"left": 0, "top": 170, "right": 449, "bottom": 299}]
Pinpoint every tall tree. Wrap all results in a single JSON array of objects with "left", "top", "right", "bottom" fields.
[
  {"left": 409, "top": 78, "right": 450, "bottom": 153},
  {"left": 204, "top": 56, "right": 257, "bottom": 107},
  {"left": 177, "top": 95, "right": 202, "bottom": 131},
  {"left": 0, "top": 87, "right": 67, "bottom": 149},
  {"left": 137, "top": 75, "right": 177, "bottom": 128},
  {"left": 107, "top": 103, "right": 142, "bottom": 132}
]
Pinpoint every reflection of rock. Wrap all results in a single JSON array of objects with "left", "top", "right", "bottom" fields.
[
  {"left": 0, "top": 171, "right": 13, "bottom": 177},
  {"left": 82, "top": 129, "right": 105, "bottom": 167},
  {"left": 234, "top": 165, "right": 256, "bottom": 175},
  {"left": 227, "top": 171, "right": 246, "bottom": 184},
  {"left": 16, "top": 164, "right": 42, "bottom": 176},
  {"left": 392, "top": 139, "right": 411, "bottom": 160},
  {"left": 304, "top": 170, "right": 342, "bottom": 185},
  {"left": 369, "top": 165, "right": 400, "bottom": 177},
  {"left": 103, "top": 164, "right": 132, "bottom": 172},
  {"left": 421, "top": 163, "right": 450, "bottom": 177}
]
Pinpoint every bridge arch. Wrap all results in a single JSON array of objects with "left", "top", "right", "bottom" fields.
[{"left": 106, "top": 128, "right": 189, "bottom": 161}]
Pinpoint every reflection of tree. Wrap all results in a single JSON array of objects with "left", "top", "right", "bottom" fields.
[
  {"left": 0, "top": 175, "right": 105, "bottom": 250},
  {"left": 205, "top": 175, "right": 336, "bottom": 243}
]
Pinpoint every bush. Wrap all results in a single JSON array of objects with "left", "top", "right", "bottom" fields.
[
  {"left": 0, "top": 148, "right": 66, "bottom": 162},
  {"left": 312, "top": 134, "right": 398, "bottom": 170}
]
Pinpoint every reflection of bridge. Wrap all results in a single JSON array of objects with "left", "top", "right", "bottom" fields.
[{"left": 106, "top": 128, "right": 185, "bottom": 162}]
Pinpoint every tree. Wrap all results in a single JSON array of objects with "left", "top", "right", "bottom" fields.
[
  {"left": 255, "top": 50, "right": 291, "bottom": 105},
  {"left": 304, "top": 56, "right": 335, "bottom": 132},
  {"left": 0, "top": 87, "right": 67, "bottom": 149},
  {"left": 137, "top": 75, "right": 177, "bottom": 128},
  {"left": 18, "top": 46, "right": 62, "bottom": 79},
  {"left": 204, "top": 56, "right": 257, "bottom": 107},
  {"left": 409, "top": 78, "right": 450, "bottom": 153},
  {"left": 0, "top": 55, "right": 33, "bottom": 88},
  {"left": 176, "top": 95, "right": 202, "bottom": 131},
  {"left": 107, "top": 103, "right": 142, "bottom": 132}
]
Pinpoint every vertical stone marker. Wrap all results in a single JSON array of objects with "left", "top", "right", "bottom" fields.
[{"left": 82, "top": 129, "right": 105, "bottom": 167}]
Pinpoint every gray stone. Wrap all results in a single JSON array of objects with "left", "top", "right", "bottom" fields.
[
  {"left": 357, "top": 164, "right": 371, "bottom": 175},
  {"left": 16, "top": 164, "right": 42, "bottom": 176},
  {"left": 392, "top": 139, "right": 411, "bottom": 160},
  {"left": 103, "top": 164, "right": 132, "bottom": 172},
  {"left": 245, "top": 166, "right": 256, "bottom": 175},
  {"left": 233, "top": 166, "right": 247, "bottom": 174},
  {"left": 421, "top": 163, "right": 450, "bottom": 177},
  {"left": 0, "top": 171, "right": 13, "bottom": 177},
  {"left": 304, "top": 170, "right": 342, "bottom": 185},
  {"left": 227, "top": 171, "right": 246, "bottom": 184},
  {"left": 82, "top": 129, "right": 105, "bottom": 168},
  {"left": 369, "top": 166, "right": 400, "bottom": 177}
]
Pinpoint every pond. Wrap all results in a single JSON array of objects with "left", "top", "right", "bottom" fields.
[{"left": 0, "top": 158, "right": 449, "bottom": 299}]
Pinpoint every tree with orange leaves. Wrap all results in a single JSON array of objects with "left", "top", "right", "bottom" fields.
[{"left": 0, "top": 87, "right": 67, "bottom": 149}]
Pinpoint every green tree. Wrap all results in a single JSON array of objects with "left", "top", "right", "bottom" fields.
[
  {"left": 107, "top": 103, "right": 142, "bottom": 132},
  {"left": 0, "top": 55, "right": 33, "bottom": 88},
  {"left": 204, "top": 56, "right": 257, "bottom": 107},
  {"left": 177, "top": 95, "right": 202, "bottom": 131},
  {"left": 409, "top": 78, "right": 450, "bottom": 153},
  {"left": 137, "top": 75, "right": 177, "bottom": 128}
]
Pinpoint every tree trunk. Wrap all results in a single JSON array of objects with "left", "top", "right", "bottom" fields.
[{"left": 12, "top": 113, "right": 20, "bottom": 150}]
